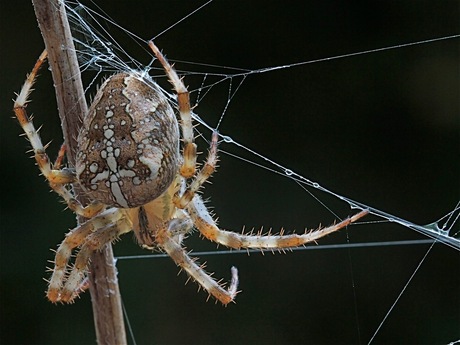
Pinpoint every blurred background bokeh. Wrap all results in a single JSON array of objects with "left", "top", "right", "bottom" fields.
[{"left": 1, "top": 1, "right": 458, "bottom": 344}]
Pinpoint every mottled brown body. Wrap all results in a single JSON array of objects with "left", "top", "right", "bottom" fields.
[{"left": 76, "top": 73, "right": 180, "bottom": 208}]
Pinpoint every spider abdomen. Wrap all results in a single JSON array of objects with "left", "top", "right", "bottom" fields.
[{"left": 76, "top": 72, "right": 180, "bottom": 208}]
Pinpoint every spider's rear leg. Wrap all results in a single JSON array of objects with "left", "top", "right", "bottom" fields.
[
  {"left": 189, "top": 196, "right": 368, "bottom": 249},
  {"left": 174, "top": 131, "right": 219, "bottom": 209},
  {"left": 13, "top": 49, "right": 104, "bottom": 219},
  {"left": 47, "top": 207, "right": 131, "bottom": 302},
  {"left": 148, "top": 40, "right": 197, "bottom": 178},
  {"left": 53, "top": 143, "right": 67, "bottom": 170}
]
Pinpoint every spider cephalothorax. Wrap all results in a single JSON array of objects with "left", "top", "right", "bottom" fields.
[{"left": 13, "top": 42, "right": 367, "bottom": 304}]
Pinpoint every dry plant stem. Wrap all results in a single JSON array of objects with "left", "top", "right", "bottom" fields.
[{"left": 31, "top": 1, "right": 127, "bottom": 344}]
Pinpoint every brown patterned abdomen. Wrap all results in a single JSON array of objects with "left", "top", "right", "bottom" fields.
[{"left": 76, "top": 73, "right": 180, "bottom": 208}]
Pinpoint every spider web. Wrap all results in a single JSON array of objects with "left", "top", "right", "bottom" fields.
[{"left": 51, "top": 1, "right": 460, "bottom": 344}]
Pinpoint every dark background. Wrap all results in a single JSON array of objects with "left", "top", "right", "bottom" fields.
[{"left": 1, "top": 1, "right": 459, "bottom": 344}]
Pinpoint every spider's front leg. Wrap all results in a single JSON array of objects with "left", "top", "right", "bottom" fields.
[
  {"left": 155, "top": 216, "right": 239, "bottom": 305},
  {"left": 188, "top": 196, "right": 368, "bottom": 250},
  {"left": 47, "top": 207, "right": 132, "bottom": 303}
]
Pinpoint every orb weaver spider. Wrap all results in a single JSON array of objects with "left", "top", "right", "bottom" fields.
[{"left": 13, "top": 42, "right": 368, "bottom": 304}]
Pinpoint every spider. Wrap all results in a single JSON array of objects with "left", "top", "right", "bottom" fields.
[{"left": 13, "top": 41, "right": 368, "bottom": 305}]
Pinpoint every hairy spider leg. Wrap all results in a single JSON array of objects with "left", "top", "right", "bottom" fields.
[{"left": 13, "top": 50, "right": 104, "bottom": 218}]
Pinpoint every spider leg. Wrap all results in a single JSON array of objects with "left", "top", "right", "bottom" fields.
[
  {"left": 188, "top": 195, "right": 368, "bottom": 249},
  {"left": 148, "top": 41, "right": 197, "bottom": 178},
  {"left": 47, "top": 207, "right": 131, "bottom": 303},
  {"left": 156, "top": 217, "right": 239, "bottom": 305},
  {"left": 13, "top": 50, "right": 104, "bottom": 218},
  {"left": 174, "top": 131, "right": 218, "bottom": 208},
  {"left": 53, "top": 143, "right": 67, "bottom": 169}
]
